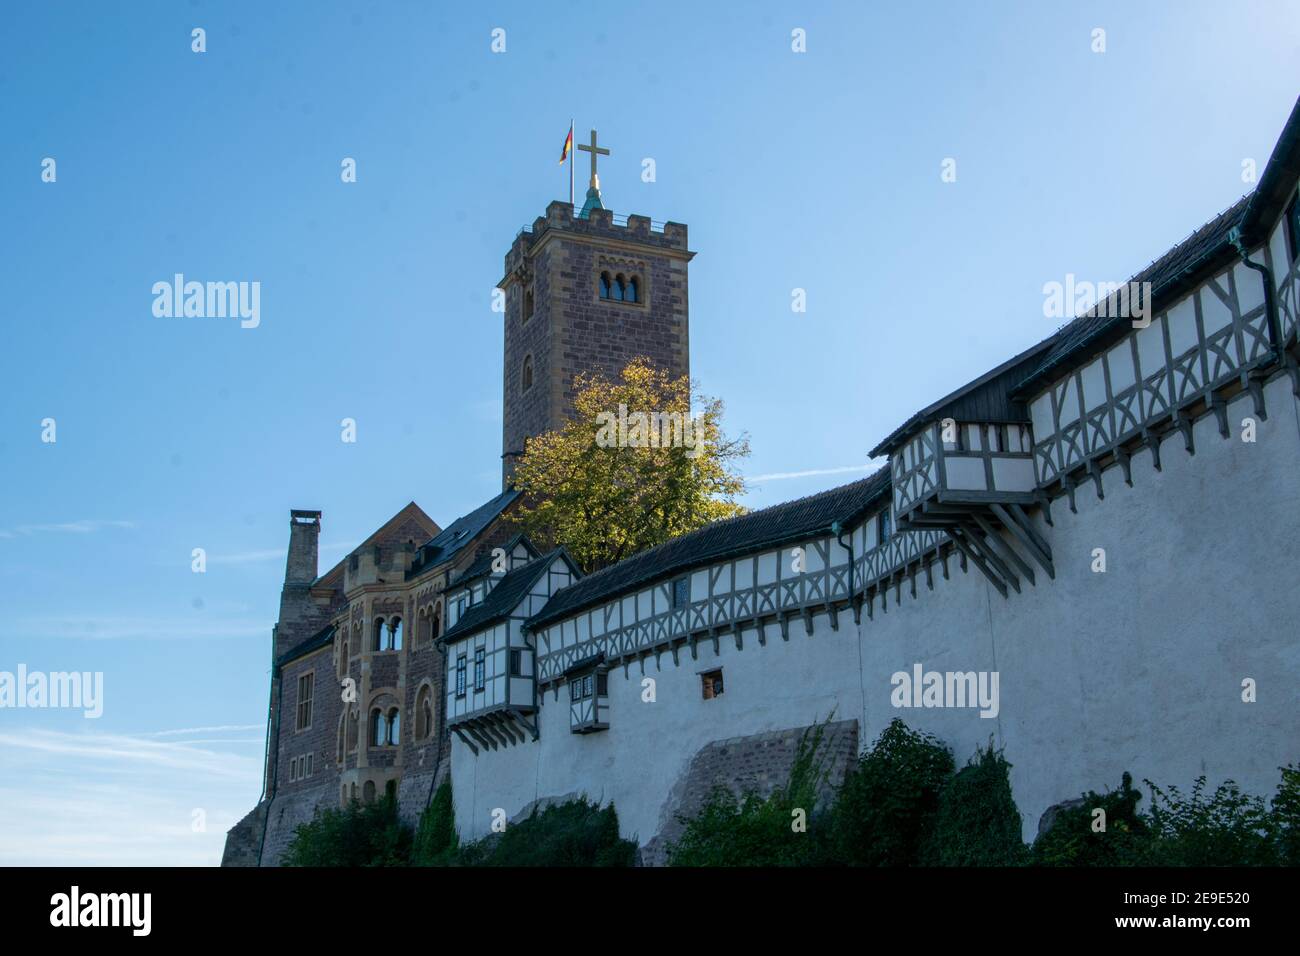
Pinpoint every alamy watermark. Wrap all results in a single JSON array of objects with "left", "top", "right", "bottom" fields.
[
  {"left": 152, "top": 274, "right": 260, "bottom": 329},
  {"left": 0, "top": 665, "right": 103, "bottom": 718},
  {"left": 1042, "top": 274, "right": 1152, "bottom": 329},
  {"left": 594, "top": 404, "right": 704, "bottom": 458},
  {"left": 890, "top": 663, "right": 999, "bottom": 719}
]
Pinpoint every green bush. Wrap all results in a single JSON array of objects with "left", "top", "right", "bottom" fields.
[
  {"left": 830, "top": 718, "right": 954, "bottom": 866},
  {"left": 923, "top": 741, "right": 1028, "bottom": 866},
  {"left": 667, "top": 721, "right": 832, "bottom": 867},
  {"left": 1139, "top": 775, "right": 1279, "bottom": 866},
  {"left": 1273, "top": 764, "right": 1300, "bottom": 866},
  {"left": 412, "top": 779, "right": 458, "bottom": 866},
  {"left": 283, "top": 791, "right": 412, "bottom": 867},
  {"left": 466, "top": 798, "right": 637, "bottom": 866},
  {"left": 1031, "top": 772, "right": 1149, "bottom": 866}
]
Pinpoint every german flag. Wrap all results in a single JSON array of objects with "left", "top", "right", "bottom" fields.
[{"left": 559, "top": 124, "right": 573, "bottom": 164}]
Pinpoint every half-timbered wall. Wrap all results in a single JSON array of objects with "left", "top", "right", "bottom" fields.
[{"left": 1027, "top": 256, "right": 1276, "bottom": 487}]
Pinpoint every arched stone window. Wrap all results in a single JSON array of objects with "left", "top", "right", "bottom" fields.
[
  {"left": 523, "top": 287, "right": 534, "bottom": 322},
  {"left": 362, "top": 780, "right": 376, "bottom": 804},
  {"left": 337, "top": 714, "right": 346, "bottom": 762},
  {"left": 338, "top": 638, "right": 348, "bottom": 678},
  {"left": 372, "top": 617, "right": 385, "bottom": 652},
  {"left": 370, "top": 708, "right": 385, "bottom": 747},
  {"left": 346, "top": 708, "right": 358, "bottom": 751},
  {"left": 612, "top": 274, "right": 626, "bottom": 301},
  {"left": 522, "top": 354, "right": 534, "bottom": 392},
  {"left": 599, "top": 271, "right": 612, "bottom": 298},
  {"left": 389, "top": 617, "right": 402, "bottom": 651},
  {"left": 415, "top": 684, "right": 434, "bottom": 740},
  {"left": 387, "top": 707, "right": 400, "bottom": 745},
  {"left": 626, "top": 276, "right": 640, "bottom": 303},
  {"left": 432, "top": 603, "right": 442, "bottom": 640}
]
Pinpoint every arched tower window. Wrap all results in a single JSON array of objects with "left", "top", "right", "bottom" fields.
[
  {"left": 370, "top": 708, "right": 385, "bottom": 747},
  {"left": 387, "top": 707, "right": 400, "bottom": 745},
  {"left": 523, "top": 287, "right": 534, "bottom": 322},
  {"left": 612, "top": 274, "right": 626, "bottom": 301},
  {"left": 626, "top": 276, "right": 639, "bottom": 303},
  {"left": 372, "top": 618, "right": 385, "bottom": 652},
  {"left": 416, "top": 685, "right": 433, "bottom": 740},
  {"left": 389, "top": 617, "right": 402, "bottom": 651},
  {"left": 599, "top": 271, "right": 612, "bottom": 299},
  {"left": 362, "top": 780, "right": 376, "bottom": 804},
  {"left": 522, "top": 354, "right": 534, "bottom": 392}
]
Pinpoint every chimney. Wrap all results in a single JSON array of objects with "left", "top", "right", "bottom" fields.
[
  {"left": 275, "top": 510, "right": 324, "bottom": 661},
  {"left": 285, "top": 510, "right": 321, "bottom": 585}
]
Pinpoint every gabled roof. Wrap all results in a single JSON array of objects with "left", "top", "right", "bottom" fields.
[
  {"left": 313, "top": 501, "right": 439, "bottom": 589},
  {"left": 868, "top": 338, "right": 1055, "bottom": 458},
  {"left": 526, "top": 469, "right": 890, "bottom": 631},
  {"left": 438, "top": 549, "right": 579, "bottom": 645},
  {"left": 449, "top": 533, "right": 539, "bottom": 590},
  {"left": 277, "top": 623, "right": 336, "bottom": 668},
  {"left": 1015, "top": 94, "right": 1300, "bottom": 399},
  {"left": 406, "top": 488, "right": 521, "bottom": 580}
]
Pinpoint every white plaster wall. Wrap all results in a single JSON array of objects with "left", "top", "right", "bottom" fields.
[{"left": 451, "top": 375, "right": 1300, "bottom": 849}]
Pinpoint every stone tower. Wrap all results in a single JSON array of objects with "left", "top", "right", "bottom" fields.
[{"left": 498, "top": 182, "right": 694, "bottom": 485}]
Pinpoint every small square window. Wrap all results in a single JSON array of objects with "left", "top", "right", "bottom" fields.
[
  {"left": 701, "top": 669, "right": 724, "bottom": 700},
  {"left": 509, "top": 648, "right": 523, "bottom": 676}
]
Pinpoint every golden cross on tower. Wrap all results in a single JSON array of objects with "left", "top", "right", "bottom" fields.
[{"left": 576, "top": 129, "right": 610, "bottom": 189}]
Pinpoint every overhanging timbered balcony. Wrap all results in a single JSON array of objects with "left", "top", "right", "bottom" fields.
[{"left": 889, "top": 420, "right": 1053, "bottom": 598}]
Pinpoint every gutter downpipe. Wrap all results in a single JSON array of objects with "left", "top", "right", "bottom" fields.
[{"left": 1229, "top": 225, "right": 1284, "bottom": 369}]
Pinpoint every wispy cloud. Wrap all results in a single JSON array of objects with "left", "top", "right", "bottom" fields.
[
  {"left": 0, "top": 519, "right": 135, "bottom": 540},
  {"left": 147, "top": 725, "right": 264, "bottom": 737},
  {"left": 1, "top": 615, "right": 267, "bottom": 641},
  {"left": 0, "top": 727, "right": 262, "bottom": 865},
  {"left": 747, "top": 463, "right": 880, "bottom": 482}
]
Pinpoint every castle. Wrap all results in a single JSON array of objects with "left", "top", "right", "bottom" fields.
[{"left": 224, "top": 105, "right": 1300, "bottom": 865}]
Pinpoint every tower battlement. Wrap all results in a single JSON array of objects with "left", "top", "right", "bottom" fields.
[{"left": 499, "top": 199, "right": 693, "bottom": 486}]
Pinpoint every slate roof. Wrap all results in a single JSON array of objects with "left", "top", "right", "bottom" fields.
[
  {"left": 526, "top": 469, "right": 891, "bottom": 631},
  {"left": 439, "top": 550, "right": 574, "bottom": 644},
  {"left": 450, "top": 533, "right": 538, "bottom": 589},
  {"left": 406, "top": 488, "right": 520, "bottom": 580},
  {"left": 277, "top": 623, "right": 336, "bottom": 668}
]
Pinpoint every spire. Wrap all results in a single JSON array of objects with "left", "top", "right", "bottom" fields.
[{"left": 576, "top": 129, "right": 610, "bottom": 220}]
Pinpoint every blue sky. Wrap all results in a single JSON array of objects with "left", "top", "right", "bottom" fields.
[{"left": 0, "top": 1, "right": 1295, "bottom": 865}]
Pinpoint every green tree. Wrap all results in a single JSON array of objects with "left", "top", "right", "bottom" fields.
[
  {"left": 830, "top": 718, "right": 954, "bottom": 866},
  {"left": 509, "top": 357, "right": 748, "bottom": 572},
  {"left": 283, "top": 792, "right": 412, "bottom": 867},
  {"left": 924, "top": 741, "right": 1028, "bottom": 866},
  {"left": 412, "top": 779, "right": 458, "bottom": 866}
]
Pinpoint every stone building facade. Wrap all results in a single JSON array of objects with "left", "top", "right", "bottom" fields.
[{"left": 227, "top": 101, "right": 1300, "bottom": 865}]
